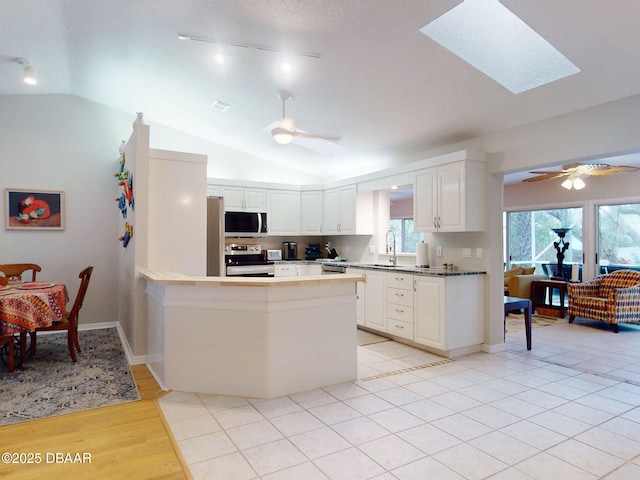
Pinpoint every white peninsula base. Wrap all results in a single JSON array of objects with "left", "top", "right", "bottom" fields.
[{"left": 143, "top": 272, "right": 362, "bottom": 398}]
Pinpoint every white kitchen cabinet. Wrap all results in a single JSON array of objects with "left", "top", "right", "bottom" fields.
[
  {"left": 323, "top": 185, "right": 373, "bottom": 235},
  {"left": 363, "top": 270, "right": 387, "bottom": 331},
  {"left": 414, "top": 274, "right": 484, "bottom": 357},
  {"left": 219, "top": 186, "right": 266, "bottom": 212},
  {"left": 207, "top": 185, "right": 222, "bottom": 197},
  {"left": 414, "top": 160, "right": 485, "bottom": 232},
  {"left": 274, "top": 264, "right": 297, "bottom": 277},
  {"left": 267, "top": 190, "right": 300, "bottom": 235},
  {"left": 300, "top": 190, "right": 323, "bottom": 235},
  {"left": 348, "top": 268, "right": 366, "bottom": 326}
]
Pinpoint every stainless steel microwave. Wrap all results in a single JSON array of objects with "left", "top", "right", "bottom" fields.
[{"left": 224, "top": 211, "right": 268, "bottom": 237}]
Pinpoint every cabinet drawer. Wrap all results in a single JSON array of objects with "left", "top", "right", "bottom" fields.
[
  {"left": 274, "top": 265, "right": 297, "bottom": 277},
  {"left": 387, "top": 319, "right": 414, "bottom": 340},
  {"left": 387, "top": 303, "right": 414, "bottom": 323},
  {"left": 387, "top": 287, "right": 413, "bottom": 307},
  {"left": 387, "top": 273, "right": 413, "bottom": 290}
]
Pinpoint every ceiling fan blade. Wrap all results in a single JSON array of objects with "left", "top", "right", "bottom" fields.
[
  {"left": 587, "top": 165, "right": 640, "bottom": 176},
  {"left": 522, "top": 172, "right": 568, "bottom": 182},
  {"left": 294, "top": 131, "right": 341, "bottom": 141}
]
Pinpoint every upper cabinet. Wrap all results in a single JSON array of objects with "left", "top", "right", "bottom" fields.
[
  {"left": 218, "top": 186, "right": 266, "bottom": 212},
  {"left": 300, "top": 191, "right": 323, "bottom": 235},
  {"left": 414, "top": 160, "right": 485, "bottom": 232},
  {"left": 267, "top": 190, "right": 300, "bottom": 235},
  {"left": 323, "top": 185, "right": 373, "bottom": 235}
]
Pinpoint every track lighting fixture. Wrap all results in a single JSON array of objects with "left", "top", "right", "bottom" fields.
[{"left": 16, "top": 58, "right": 37, "bottom": 85}]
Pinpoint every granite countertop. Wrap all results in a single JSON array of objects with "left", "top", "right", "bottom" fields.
[{"left": 274, "top": 260, "right": 486, "bottom": 276}]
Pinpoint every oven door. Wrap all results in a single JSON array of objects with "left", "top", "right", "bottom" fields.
[{"left": 226, "top": 264, "right": 275, "bottom": 277}]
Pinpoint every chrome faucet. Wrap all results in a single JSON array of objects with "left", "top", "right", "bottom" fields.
[{"left": 386, "top": 229, "right": 397, "bottom": 266}]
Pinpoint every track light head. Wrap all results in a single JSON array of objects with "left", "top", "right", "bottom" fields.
[{"left": 16, "top": 57, "right": 37, "bottom": 85}]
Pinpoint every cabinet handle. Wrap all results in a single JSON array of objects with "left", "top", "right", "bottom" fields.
[
  {"left": 395, "top": 324, "right": 404, "bottom": 329},
  {"left": 395, "top": 292, "right": 404, "bottom": 297},
  {"left": 395, "top": 277, "right": 404, "bottom": 281},
  {"left": 433, "top": 217, "right": 437, "bottom": 228},
  {"left": 395, "top": 308, "right": 404, "bottom": 313},
  {"left": 437, "top": 216, "right": 441, "bottom": 229}
]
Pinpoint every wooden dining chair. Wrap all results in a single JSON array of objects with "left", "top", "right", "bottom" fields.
[
  {"left": 30, "top": 266, "right": 94, "bottom": 362},
  {"left": 0, "top": 335, "right": 16, "bottom": 372},
  {"left": 0, "top": 263, "right": 41, "bottom": 283}
]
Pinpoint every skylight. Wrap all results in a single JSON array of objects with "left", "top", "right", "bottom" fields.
[{"left": 419, "top": 0, "right": 581, "bottom": 94}]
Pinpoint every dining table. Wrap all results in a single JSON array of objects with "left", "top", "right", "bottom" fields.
[{"left": 0, "top": 281, "right": 68, "bottom": 370}]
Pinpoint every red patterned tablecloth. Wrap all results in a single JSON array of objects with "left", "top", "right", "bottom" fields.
[{"left": 0, "top": 282, "right": 68, "bottom": 336}]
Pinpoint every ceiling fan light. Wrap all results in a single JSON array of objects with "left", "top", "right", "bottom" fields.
[
  {"left": 561, "top": 178, "right": 573, "bottom": 190},
  {"left": 272, "top": 127, "right": 294, "bottom": 145},
  {"left": 573, "top": 177, "right": 586, "bottom": 190}
]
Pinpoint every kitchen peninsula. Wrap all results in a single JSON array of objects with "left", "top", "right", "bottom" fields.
[{"left": 143, "top": 270, "right": 364, "bottom": 398}]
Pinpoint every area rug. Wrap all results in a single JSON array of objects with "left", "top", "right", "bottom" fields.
[
  {"left": 0, "top": 327, "right": 140, "bottom": 425},
  {"left": 506, "top": 313, "right": 569, "bottom": 332},
  {"left": 357, "top": 329, "right": 391, "bottom": 346}
]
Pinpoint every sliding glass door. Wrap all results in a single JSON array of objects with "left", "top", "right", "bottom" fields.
[
  {"left": 597, "top": 202, "right": 640, "bottom": 274},
  {"left": 506, "top": 207, "right": 583, "bottom": 277}
]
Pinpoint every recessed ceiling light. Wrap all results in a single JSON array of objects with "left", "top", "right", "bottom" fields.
[
  {"left": 210, "top": 100, "right": 230, "bottom": 112},
  {"left": 419, "top": 0, "right": 581, "bottom": 93}
]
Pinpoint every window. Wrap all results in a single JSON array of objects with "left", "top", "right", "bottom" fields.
[
  {"left": 597, "top": 202, "right": 640, "bottom": 273},
  {"left": 506, "top": 207, "right": 583, "bottom": 277},
  {"left": 389, "top": 218, "right": 424, "bottom": 253}
]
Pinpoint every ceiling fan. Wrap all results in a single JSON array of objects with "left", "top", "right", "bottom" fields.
[
  {"left": 269, "top": 90, "right": 340, "bottom": 146},
  {"left": 522, "top": 163, "right": 640, "bottom": 189}
]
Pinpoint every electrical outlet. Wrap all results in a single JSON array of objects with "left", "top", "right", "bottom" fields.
[
  {"left": 463, "top": 248, "right": 472, "bottom": 258},
  {"left": 436, "top": 246, "right": 442, "bottom": 257},
  {"left": 476, "top": 247, "right": 483, "bottom": 258}
]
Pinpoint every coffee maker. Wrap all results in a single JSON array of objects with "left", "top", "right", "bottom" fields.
[{"left": 282, "top": 242, "right": 297, "bottom": 260}]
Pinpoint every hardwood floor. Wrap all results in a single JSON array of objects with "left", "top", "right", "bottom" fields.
[{"left": 0, "top": 364, "right": 192, "bottom": 480}]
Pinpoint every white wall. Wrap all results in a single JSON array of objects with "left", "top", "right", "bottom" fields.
[{"left": 0, "top": 95, "right": 131, "bottom": 325}]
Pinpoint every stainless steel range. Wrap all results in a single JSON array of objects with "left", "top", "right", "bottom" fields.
[{"left": 225, "top": 243, "right": 275, "bottom": 277}]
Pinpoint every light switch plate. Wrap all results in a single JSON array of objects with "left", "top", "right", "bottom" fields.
[
  {"left": 463, "top": 248, "right": 472, "bottom": 258},
  {"left": 476, "top": 247, "right": 483, "bottom": 258},
  {"left": 436, "top": 246, "right": 442, "bottom": 257}
]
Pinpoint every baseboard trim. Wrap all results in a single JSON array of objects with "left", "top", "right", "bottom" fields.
[{"left": 482, "top": 343, "right": 506, "bottom": 353}]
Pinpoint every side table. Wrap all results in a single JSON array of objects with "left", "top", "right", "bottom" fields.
[
  {"left": 530, "top": 279, "right": 568, "bottom": 318},
  {"left": 504, "top": 296, "right": 532, "bottom": 350}
]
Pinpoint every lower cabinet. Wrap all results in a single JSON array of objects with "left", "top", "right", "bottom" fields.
[
  {"left": 414, "top": 275, "right": 484, "bottom": 356},
  {"left": 363, "top": 270, "right": 387, "bottom": 331},
  {"left": 356, "top": 270, "right": 485, "bottom": 358},
  {"left": 386, "top": 272, "right": 414, "bottom": 340}
]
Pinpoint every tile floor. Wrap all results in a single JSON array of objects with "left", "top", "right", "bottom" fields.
[{"left": 159, "top": 318, "right": 640, "bottom": 479}]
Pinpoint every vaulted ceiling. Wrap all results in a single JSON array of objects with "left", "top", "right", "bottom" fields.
[{"left": 3, "top": 1, "right": 640, "bottom": 182}]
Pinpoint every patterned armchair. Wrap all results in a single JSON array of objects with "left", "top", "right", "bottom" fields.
[{"left": 568, "top": 270, "right": 640, "bottom": 332}]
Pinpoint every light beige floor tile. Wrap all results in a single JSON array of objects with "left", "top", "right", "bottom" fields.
[
  {"left": 331, "top": 416, "right": 391, "bottom": 445},
  {"left": 242, "top": 439, "right": 307, "bottom": 476},
  {"left": 212, "top": 404, "right": 265, "bottom": 429},
  {"left": 500, "top": 420, "right": 566, "bottom": 450},
  {"left": 343, "top": 393, "right": 394, "bottom": 415},
  {"left": 178, "top": 431, "right": 237, "bottom": 464},
  {"left": 290, "top": 388, "right": 338, "bottom": 409},
  {"left": 397, "top": 423, "right": 461, "bottom": 455},
  {"left": 261, "top": 461, "right": 329, "bottom": 480},
  {"left": 308, "top": 401, "right": 361, "bottom": 425},
  {"left": 374, "top": 386, "right": 425, "bottom": 406},
  {"left": 358, "top": 435, "right": 425, "bottom": 470},
  {"left": 600, "top": 417, "right": 640, "bottom": 443},
  {"left": 429, "top": 391, "right": 483, "bottom": 412},
  {"left": 226, "top": 419, "right": 284, "bottom": 450},
  {"left": 431, "top": 413, "right": 493, "bottom": 441},
  {"left": 547, "top": 439, "right": 625, "bottom": 477},
  {"left": 189, "top": 452, "right": 257, "bottom": 480},
  {"left": 368, "top": 407, "right": 424, "bottom": 433},
  {"left": 201, "top": 394, "right": 249, "bottom": 412},
  {"left": 400, "top": 397, "right": 456, "bottom": 422},
  {"left": 514, "top": 451, "right": 599, "bottom": 479},
  {"left": 602, "top": 462, "right": 640, "bottom": 479},
  {"left": 432, "top": 443, "right": 508, "bottom": 480},
  {"left": 166, "top": 413, "right": 221, "bottom": 441},
  {"left": 249, "top": 396, "right": 302, "bottom": 418},
  {"left": 289, "top": 426, "right": 351, "bottom": 459},
  {"left": 160, "top": 398, "right": 210, "bottom": 421},
  {"left": 314, "top": 447, "right": 386, "bottom": 480},
  {"left": 528, "top": 410, "right": 592, "bottom": 436},
  {"left": 469, "top": 430, "right": 541, "bottom": 465},
  {"left": 392, "top": 457, "right": 465, "bottom": 480},
  {"left": 322, "top": 382, "right": 369, "bottom": 400},
  {"left": 270, "top": 410, "right": 324, "bottom": 437},
  {"left": 576, "top": 426, "right": 640, "bottom": 460},
  {"left": 462, "top": 404, "right": 521, "bottom": 429}
]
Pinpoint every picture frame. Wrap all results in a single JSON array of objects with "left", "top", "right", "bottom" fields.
[{"left": 4, "top": 188, "right": 65, "bottom": 230}]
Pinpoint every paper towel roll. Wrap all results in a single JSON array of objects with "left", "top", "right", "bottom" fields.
[
  {"left": 571, "top": 264, "right": 579, "bottom": 282},
  {"left": 416, "top": 242, "right": 429, "bottom": 267}
]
